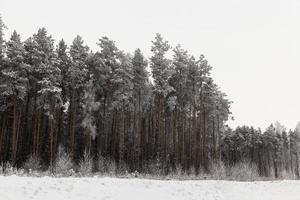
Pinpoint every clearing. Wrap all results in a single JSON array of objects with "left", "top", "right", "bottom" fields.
[{"left": 0, "top": 175, "right": 299, "bottom": 200}]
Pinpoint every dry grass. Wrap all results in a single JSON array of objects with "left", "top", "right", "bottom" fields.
[{"left": 1, "top": 155, "right": 298, "bottom": 181}]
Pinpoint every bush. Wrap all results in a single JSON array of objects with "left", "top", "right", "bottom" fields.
[
  {"left": 0, "top": 164, "right": 3, "bottom": 174},
  {"left": 0, "top": 162, "right": 24, "bottom": 176},
  {"left": 23, "top": 155, "right": 41, "bottom": 173},
  {"left": 97, "top": 155, "right": 116, "bottom": 175},
  {"left": 116, "top": 160, "right": 129, "bottom": 176},
  {"left": 53, "top": 146, "right": 74, "bottom": 176},
  {"left": 227, "top": 161, "right": 260, "bottom": 181},
  {"left": 168, "top": 164, "right": 183, "bottom": 179},
  {"left": 78, "top": 150, "right": 93, "bottom": 176},
  {"left": 166, "top": 165, "right": 195, "bottom": 180},
  {"left": 210, "top": 161, "right": 227, "bottom": 180},
  {"left": 147, "top": 157, "right": 164, "bottom": 177},
  {"left": 281, "top": 169, "right": 295, "bottom": 180}
]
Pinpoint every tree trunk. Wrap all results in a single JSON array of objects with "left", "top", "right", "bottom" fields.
[
  {"left": 70, "top": 90, "right": 76, "bottom": 160},
  {"left": 11, "top": 97, "right": 18, "bottom": 164},
  {"left": 295, "top": 152, "right": 299, "bottom": 180}
]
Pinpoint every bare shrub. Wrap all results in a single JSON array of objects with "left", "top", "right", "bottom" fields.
[
  {"left": 281, "top": 169, "right": 295, "bottom": 180},
  {"left": 78, "top": 150, "right": 93, "bottom": 176},
  {"left": 1, "top": 162, "right": 24, "bottom": 176},
  {"left": 210, "top": 161, "right": 227, "bottom": 180},
  {"left": 97, "top": 155, "right": 116, "bottom": 175},
  {"left": 23, "top": 155, "right": 41, "bottom": 173},
  {"left": 117, "top": 160, "right": 130, "bottom": 176},
  {"left": 227, "top": 161, "right": 260, "bottom": 181},
  {"left": 0, "top": 164, "right": 3, "bottom": 174},
  {"left": 188, "top": 166, "right": 198, "bottom": 179},
  {"left": 53, "top": 146, "right": 74, "bottom": 176},
  {"left": 147, "top": 157, "right": 164, "bottom": 177},
  {"left": 166, "top": 164, "right": 183, "bottom": 179}
]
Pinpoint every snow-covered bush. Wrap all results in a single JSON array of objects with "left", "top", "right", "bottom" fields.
[
  {"left": 210, "top": 161, "right": 227, "bottom": 180},
  {"left": 116, "top": 161, "right": 129, "bottom": 176},
  {"left": 0, "top": 162, "right": 24, "bottom": 176},
  {"left": 281, "top": 169, "right": 295, "bottom": 180},
  {"left": 97, "top": 155, "right": 116, "bottom": 175},
  {"left": 53, "top": 146, "right": 74, "bottom": 176},
  {"left": 166, "top": 164, "right": 185, "bottom": 179},
  {"left": 227, "top": 161, "right": 259, "bottom": 181},
  {"left": 0, "top": 164, "right": 3, "bottom": 174},
  {"left": 23, "top": 155, "right": 41, "bottom": 173},
  {"left": 78, "top": 150, "right": 93, "bottom": 176},
  {"left": 147, "top": 156, "right": 164, "bottom": 177},
  {"left": 173, "top": 164, "right": 184, "bottom": 177}
]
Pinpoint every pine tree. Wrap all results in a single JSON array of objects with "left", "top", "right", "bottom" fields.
[
  {"left": 150, "top": 34, "right": 172, "bottom": 97},
  {"left": 68, "top": 35, "right": 89, "bottom": 160},
  {"left": 5, "top": 31, "right": 28, "bottom": 163},
  {"left": 169, "top": 45, "right": 190, "bottom": 168},
  {"left": 0, "top": 15, "right": 6, "bottom": 59},
  {"left": 150, "top": 33, "right": 173, "bottom": 171},
  {"left": 290, "top": 128, "right": 300, "bottom": 179},
  {"left": 22, "top": 28, "right": 61, "bottom": 165},
  {"left": 96, "top": 36, "right": 120, "bottom": 158},
  {"left": 132, "top": 49, "right": 150, "bottom": 170},
  {"left": 35, "top": 28, "right": 61, "bottom": 166},
  {"left": 56, "top": 39, "right": 71, "bottom": 148}
]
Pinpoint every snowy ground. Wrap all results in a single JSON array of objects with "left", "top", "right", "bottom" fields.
[{"left": 1, "top": 175, "right": 300, "bottom": 200}]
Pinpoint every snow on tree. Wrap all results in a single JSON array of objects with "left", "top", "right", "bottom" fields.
[
  {"left": 68, "top": 35, "right": 89, "bottom": 90},
  {"left": 0, "top": 30, "right": 28, "bottom": 107},
  {"left": 67, "top": 35, "right": 89, "bottom": 159},
  {"left": 0, "top": 15, "right": 6, "bottom": 59},
  {"left": 0, "top": 30, "right": 28, "bottom": 163},
  {"left": 56, "top": 39, "right": 71, "bottom": 102},
  {"left": 150, "top": 33, "right": 173, "bottom": 97},
  {"left": 82, "top": 79, "right": 100, "bottom": 139}
]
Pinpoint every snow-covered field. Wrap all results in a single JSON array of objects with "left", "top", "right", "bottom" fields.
[{"left": 1, "top": 175, "right": 299, "bottom": 200}]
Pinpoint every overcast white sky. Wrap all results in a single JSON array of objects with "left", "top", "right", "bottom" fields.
[{"left": 1, "top": 0, "right": 300, "bottom": 130}]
